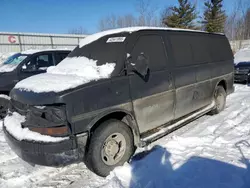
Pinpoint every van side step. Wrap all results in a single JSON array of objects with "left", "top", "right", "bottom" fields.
[{"left": 140, "top": 101, "right": 215, "bottom": 145}]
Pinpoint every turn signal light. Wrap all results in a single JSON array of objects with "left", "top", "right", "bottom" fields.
[{"left": 29, "top": 126, "right": 68, "bottom": 136}]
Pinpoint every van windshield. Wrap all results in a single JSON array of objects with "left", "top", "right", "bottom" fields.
[
  {"left": 3, "top": 53, "right": 28, "bottom": 65},
  {"left": 49, "top": 37, "right": 126, "bottom": 77}
]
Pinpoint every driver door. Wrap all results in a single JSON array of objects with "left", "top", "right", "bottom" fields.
[
  {"left": 19, "top": 52, "right": 54, "bottom": 80},
  {"left": 129, "top": 34, "right": 175, "bottom": 134}
]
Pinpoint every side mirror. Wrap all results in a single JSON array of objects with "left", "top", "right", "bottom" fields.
[
  {"left": 127, "top": 53, "right": 149, "bottom": 77},
  {"left": 21, "top": 64, "right": 36, "bottom": 72},
  {"left": 21, "top": 65, "right": 27, "bottom": 70}
]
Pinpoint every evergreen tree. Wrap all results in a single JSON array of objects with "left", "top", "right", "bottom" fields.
[
  {"left": 202, "top": 0, "right": 227, "bottom": 33},
  {"left": 162, "top": 0, "right": 197, "bottom": 29}
]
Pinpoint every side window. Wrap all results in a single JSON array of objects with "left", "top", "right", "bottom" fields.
[
  {"left": 23, "top": 54, "right": 53, "bottom": 71},
  {"left": 55, "top": 52, "right": 69, "bottom": 64},
  {"left": 131, "top": 35, "right": 167, "bottom": 71},
  {"left": 190, "top": 35, "right": 211, "bottom": 64},
  {"left": 169, "top": 34, "right": 193, "bottom": 67},
  {"left": 208, "top": 36, "right": 233, "bottom": 62}
]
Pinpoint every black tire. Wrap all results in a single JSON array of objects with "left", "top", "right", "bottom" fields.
[
  {"left": 210, "top": 85, "right": 226, "bottom": 115},
  {"left": 0, "top": 97, "right": 9, "bottom": 119},
  {"left": 85, "top": 119, "right": 135, "bottom": 177}
]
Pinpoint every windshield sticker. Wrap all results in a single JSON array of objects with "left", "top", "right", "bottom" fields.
[{"left": 106, "top": 37, "right": 126, "bottom": 43}]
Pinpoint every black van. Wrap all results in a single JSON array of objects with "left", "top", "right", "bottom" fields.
[
  {"left": 0, "top": 49, "right": 71, "bottom": 117},
  {"left": 3, "top": 28, "right": 234, "bottom": 177}
]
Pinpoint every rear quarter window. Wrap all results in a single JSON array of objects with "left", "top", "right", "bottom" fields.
[{"left": 208, "top": 36, "right": 233, "bottom": 62}]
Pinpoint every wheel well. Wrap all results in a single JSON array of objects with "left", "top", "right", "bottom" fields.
[
  {"left": 90, "top": 112, "right": 132, "bottom": 134},
  {"left": 218, "top": 80, "right": 227, "bottom": 92},
  {"left": 89, "top": 111, "right": 140, "bottom": 146}
]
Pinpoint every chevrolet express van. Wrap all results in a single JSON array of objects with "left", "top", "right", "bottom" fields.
[{"left": 3, "top": 27, "right": 234, "bottom": 177}]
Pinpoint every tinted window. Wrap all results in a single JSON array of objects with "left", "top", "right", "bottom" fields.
[
  {"left": 169, "top": 34, "right": 193, "bottom": 67},
  {"left": 24, "top": 54, "right": 53, "bottom": 71},
  {"left": 190, "top": 35, "right": 211, "bottom": 64},
  {"left": 208, "top": 36, "right": 233, "bottom": 62},
  {"left": 56, "top": 52, "right": 69, "bottom": 64},
  {"left": 131, "top": 35, "right": 167, "bottom": 71}
]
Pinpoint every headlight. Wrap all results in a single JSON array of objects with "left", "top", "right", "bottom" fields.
[{"left": 33, "top": 105, "right": 66, "bottom": 124}]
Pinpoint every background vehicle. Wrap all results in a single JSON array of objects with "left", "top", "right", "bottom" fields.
[
  {"left": 4, "top": 27, "right": 234, "bottom": 177},
  {"left": 234, "top": 48, "right": 250, "bottom": 83},
  {"left": 0, "top": 49, "right": 71, "bottom": 118}
]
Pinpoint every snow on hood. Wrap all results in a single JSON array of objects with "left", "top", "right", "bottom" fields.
[
  {"left": 14, "top": 56, "right": 115, "bottom": 93},
  {"left": 234, "top": 48, "right": 250, "bottom": 64},
  {"left": 79, "top": 27, "right": 211, "bottom": 48},
  {"left": 4, "top": 112, "right": 68, "bottom": 142},
  {"left": 0, "top": 64, "right": 19, "bottom": 72}
]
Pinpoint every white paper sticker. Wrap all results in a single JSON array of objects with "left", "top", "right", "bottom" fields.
[{"left": 106, "top": 37, "right": 126, "bottom": 43}]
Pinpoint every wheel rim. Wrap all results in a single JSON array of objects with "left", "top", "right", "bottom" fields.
[
  {"left": 216, "top": 92, "right": 224, "bottom": 111},
  {"left": 101, "top": 133, "right": 126, "bottom": 166}
]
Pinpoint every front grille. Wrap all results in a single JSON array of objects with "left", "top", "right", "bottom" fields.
[
  {"left": 10, "top": 99, "right": 29, "bottom": 115},
  {"left": 234, "top": 68, "right": 249, "bottom": 74}
]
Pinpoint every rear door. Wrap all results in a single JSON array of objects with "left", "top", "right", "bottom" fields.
[
  {"left": 129, "top": 33, "right": 175, "bottom": 133},
  {"left": 18, "top": 52, "right": 54, "bottom": 80}
]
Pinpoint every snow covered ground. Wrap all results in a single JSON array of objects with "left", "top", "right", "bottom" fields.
[{"left": 1, "top": 84, "right": 250, "bottom": 188}]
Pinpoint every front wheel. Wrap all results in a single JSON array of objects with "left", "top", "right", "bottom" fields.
[
  {"left": 210, "top": 85, "right": 226, "bottom": 115},
  {"left": 85, "top": 119, "right": 135, "bottom": 177}
]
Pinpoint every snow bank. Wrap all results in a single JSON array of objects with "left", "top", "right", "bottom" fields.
[
  {"left": 4, "top": 112, "right": 68, "bottom": 142},
  {"left": 14, "top": 56, "right": 115, "bottom": 93},
  {"left": 234, "top": 48, "right": 250, "bottom": 64},
  {"left": 79, "top": 27, "right": 211, "bottom": 48},
  {"left": 0, "top": 94, "right": 10, "bottom": 100}
]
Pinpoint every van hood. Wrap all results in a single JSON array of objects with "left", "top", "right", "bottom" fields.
[
  {"left": 14, "top": 73, "right": 94, "bottom": 94},
  {"left": 234, "top": 61, "right": 250, "bottom": 68},
  {"left": 10, "top": 88, "right": 60, "bottom": 105},
  {"left": 14, "top": 56, "right": 116, "bottom": 93}
]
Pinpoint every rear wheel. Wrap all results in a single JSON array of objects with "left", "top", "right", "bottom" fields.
[
  {"left": 210, "top": 85, "right": 226, "bottom": 115},
  {"left": 0, "top": 95, "right": 10, "bottom": 119},
  {"left": 85, "top": 119, "right": 135, "bottom": 177}
]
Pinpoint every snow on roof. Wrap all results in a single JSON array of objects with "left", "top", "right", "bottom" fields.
[
  {"left": 4, "top": 112, "right": 68, "bottom": 142},
  {"left": 21, "top": 48, "right": 71, "bottom": 55},
  {"left": 14, "top": 56, "right": 115, "bottom": 93},
  {"left": 79, "top": 26, "right": 220, "bottom": 48},
  {"left": 234, "top": 48, "right": 250, "bottom": 64}
]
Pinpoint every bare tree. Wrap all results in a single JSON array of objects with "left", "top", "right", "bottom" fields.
[
  {"left": 68, "top": 27, "right": 88, "bottom": 35},
  {"left": 98, "top": 0, "right": 160, "bottom": 31},
  {"left": 225, "top": 0, "right": 250, "bottom": 51},
  {"left": 98, "top": 14, "right": 137, "bottom": 31},
  {"left": 136, "top": 0, "right": 160, "bottom": 26}
]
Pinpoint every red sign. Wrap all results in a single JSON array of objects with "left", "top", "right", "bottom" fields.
[{"left": 8, "top": 35, "right": 16, "bottom": 43}]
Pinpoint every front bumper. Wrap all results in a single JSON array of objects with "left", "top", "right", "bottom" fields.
[
  {"left": 234, "top": 74, "right": 249, "bottom": 82},
  {"left": 3, "top": 125, "right": 88, "bottom": 167}
]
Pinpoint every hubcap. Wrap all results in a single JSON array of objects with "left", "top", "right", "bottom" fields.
[{"left": 101, "top": 133, "right": 126, "bottom": 166}]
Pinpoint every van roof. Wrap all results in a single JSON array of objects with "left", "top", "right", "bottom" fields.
[
  {"left": 79, "top": 27, "right": 224, "bottom": 48},
  {"left": 21, "top": 49, "right": 71, "bottom": 55}
]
